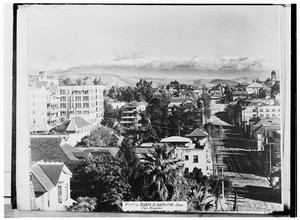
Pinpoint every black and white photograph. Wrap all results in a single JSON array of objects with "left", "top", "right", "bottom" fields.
[{"left": 3, "top": 2, "right": 295, "bottom": 217}]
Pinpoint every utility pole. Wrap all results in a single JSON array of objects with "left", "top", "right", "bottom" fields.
[{"left": 178, "top": 124, "right": 180, "bottom": 136}]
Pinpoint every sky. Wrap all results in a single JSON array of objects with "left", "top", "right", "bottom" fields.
[{"left": 23, "top": 5, "right": 282, "bottom": 71}]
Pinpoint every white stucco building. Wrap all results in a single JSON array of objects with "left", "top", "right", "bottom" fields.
[
  {"left": 31, "top": 161, "right": 75, "bottom": 211},
  {"left": 246, "top": 82, "right": 263, "bottom": 94},
  {"left": 160, "top": 136, "right": 208, "bottom": 175},
  {"left": 58, "top": 85, "right": 105, "bottom": 127},
  {"left": 28, "top": 86, "right": 49, "bottom": 133}
]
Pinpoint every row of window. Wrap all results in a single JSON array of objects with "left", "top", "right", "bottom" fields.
[
  {"left": 60, "top": 103, "right": 90, "bottom": 108},
  {"left": 185, "top": 155, "right": 199, "bottom": 163},
  {"left": 253, "top": 113, "right": 280, "bottom": 117},
  {"left": 61, "top": 110, "right": 90, "bottom": 116},
  {"left": 253, "top": 108, "right": 280, "bottom": 112}
]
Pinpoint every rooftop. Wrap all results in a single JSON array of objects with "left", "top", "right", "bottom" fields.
[
  {"left": 31, "top": 162, "right": 71, "bottom": 193},
  {"left": 160, "top": 136, "right": 191, "bottom": 143},
  {"left": 185, "top": 128, "right": 208, "bottom": 138}
]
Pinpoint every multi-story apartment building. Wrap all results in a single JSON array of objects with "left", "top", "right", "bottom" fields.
[
  {"left": 46, "top": 85, "right": 61, "bottom": 126},
  {"left": 119, "top": 101, "right": 148, "bottom": 127},
  {"left": 58, "top": 85, "right": 105, "bottom": 127},
  {"left": 29, "top": 86, "right": 48, "bottom": 133}
]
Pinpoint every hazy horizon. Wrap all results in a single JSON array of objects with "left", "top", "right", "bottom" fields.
[{"left": 23, "top": 5, "right": 282, "bottom": 73}]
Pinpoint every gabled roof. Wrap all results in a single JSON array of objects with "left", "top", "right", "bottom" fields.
[
  {"left": 160, "top": 136, "right": 191, "bottom": 143},
  {"left": 246, "top": 82, "right": 263, "bottom": 88},
  {"left": 66, "top": 120, "right": 78, "bottom": 132},
  {"left": 186, "top": 128, "right": 208, "bottom": 138},
  {"left": 31, "top": 162, "right": 72, "bottom": 193},
  {"left": 32, "top": 164, "right": 55, "bottom": 192},
  {"left": 39, "top": 164, "right": 64, "bottom": 185},
  {"left": 71, "top": 116, "right": 90, "bottom": 129}
]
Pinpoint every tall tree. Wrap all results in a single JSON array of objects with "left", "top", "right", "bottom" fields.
[
  {"left": 71, "top": 154, "right": 131, "bottom": 212},
  {"left": 142, "top": 145, "right": 182, "bottom": 201}
]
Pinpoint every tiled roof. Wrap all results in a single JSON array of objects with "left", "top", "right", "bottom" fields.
[
  {"left": 31, "top": 137, "right": 69, "bottom": 163},
  {"left": 186, "top": 128, "right": 208, "bottom": 138}
]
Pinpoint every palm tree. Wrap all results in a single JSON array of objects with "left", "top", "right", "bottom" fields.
[
  {"left": 187, "top": 180, "right": 215, "bottom": 211},
  {"left": 142, "top": 145, "right": 183, "bottom": 201}
]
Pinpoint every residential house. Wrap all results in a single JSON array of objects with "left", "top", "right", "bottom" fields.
[
  {"left": 232, "top": 91, "right": 249, "bottom": 101},
  {"left": 248, "top": 118, "right": 280, "bottom": 151},
  {"left": 160, "top": 136, "right": 208, "bottom": 175},
  {"left": 246, "top": 82, "right": 263, "bottom": 94},
  {"left": 51, "top": 116, "right": 91, "bottom": 146},
  {"left": 31, "top": 161, "right": 75, "bottom": 211},
  {"left": 185, "top": 128, "right": 208, "bottom": 148}
]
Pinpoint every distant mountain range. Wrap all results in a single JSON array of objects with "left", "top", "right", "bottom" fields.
[{"left": 39, "top": 56, "right": 278, "bottom": 87}]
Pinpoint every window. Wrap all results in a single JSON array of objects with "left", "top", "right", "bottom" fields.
[
  {"left": 83, "top": 103, "right": 89, "bottom": 108},
  {"left": 33, "top": 110, "right": 35, "bottom": 114},
  {"left": 83, "top": 96, "right": 89, "bottom": 101},
  {"left": 33, "top": 119, "right": 36, "bottom": 124},
  {"left": 266, "top": 109, "right": 269, "bottom": 112},
  {"left": 266, "top": 114, "right": 269, "bottom": 117},
  {"left": 75, "top": 96, "right": 81, "bottom": 101},
  {"left": 253, "top": 114, "right": 256, "bottom": 117},
  {"left": 61, "top": 103, "right": 66, "bottom": 108},
  {"left": 83, "top": 111, "right": 89, "bottom": 114},
  {"left": 185, "top": 155, "right": 189, "bottom": 161},
  {"left": 278, "top": 109, "right": 280, "bottom": 112},
  {"left": 272, "top": 109, "right": 275, "bottom": 112},
  {"left": 60, "top": 90, "right": 66, "bottom": 95},
  {"left": 60, "top": 96, "right": 66, "bottom": 102},
  {"left": 260, "top": 114, "right": 264, "bottom": 117},
  {"left": 61, "top": 111, "right": 66, "bottom": 116},
  {"left": 58, "top": 185, "right": 62, "bottom": 203},
  {"left": 252, "top": 109, "right": 256, "bottom": 112},
  {"left": 48, "top": 192, "right": 51, "bottom": 207},
  {"left": 260, "top": 109, "right": 263, "bottom": 112},
  {"left": 272, "top": 114, "right": 276, "bottom": 117},
  {"left": 77, "top": 111, "right": 82, "bottom": 114},
  {"left": 75, "top": 103, "right": 81, "bottom": 108},
  {"left": 33, "top": 101, "right": 35, "bottom": 106},
  {"left": 65, "top": 183, "right": 69, "bottom": 201},
  {"left": 193, "top": 155, "right": 198, "bottom": 163}
]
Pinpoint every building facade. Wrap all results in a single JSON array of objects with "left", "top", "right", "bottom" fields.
[
  {"left": 58, "top": 85, "right": 105, "bottom": 127},
  {"left": 29, "top": 86, "right": 48, "bottom": 132}
]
